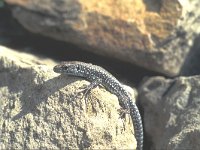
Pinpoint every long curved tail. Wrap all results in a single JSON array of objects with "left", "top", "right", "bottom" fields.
[{"left": 129, "top": 101, "right": 143, "bottom": 150}]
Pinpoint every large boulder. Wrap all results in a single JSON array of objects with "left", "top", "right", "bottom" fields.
[
  {"left": 0, "top": 46, "right": 137, "bottom": 149},
  {"left": 139, "top": 76, "right": 200, "bottom": 150},
  {"left": 5, "top": 0, "right": 200, "bottom": 76}
]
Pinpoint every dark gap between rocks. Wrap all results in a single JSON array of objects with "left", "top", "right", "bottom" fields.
[{"left": 180, "top": 35, "right": 200, "bottom": 76}]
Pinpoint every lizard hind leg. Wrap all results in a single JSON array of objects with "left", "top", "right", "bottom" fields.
[{"left": 118, "top": 107, "right": 130, "bottom": 119}]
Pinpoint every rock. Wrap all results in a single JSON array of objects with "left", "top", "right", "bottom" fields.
[
  {"left": 138, "top": 76, "right": 200, "bottom": 150},
  {"left": 0, "top": 45, "right": 137, "bottom": 149},
  {"left": 5, "top": 0, "right": 200, "bottom": 76}
]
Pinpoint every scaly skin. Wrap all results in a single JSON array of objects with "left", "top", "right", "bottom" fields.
[{"left": 54, "top": 61, "right": 143, "bottom": 150}]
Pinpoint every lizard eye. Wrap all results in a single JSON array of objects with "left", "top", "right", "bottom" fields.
[
  {"left": 76, "top": 66, "right": 80, "bottom": 71},
  {"left": 63, "top": 66, "right": 69, "bottom": 70}
]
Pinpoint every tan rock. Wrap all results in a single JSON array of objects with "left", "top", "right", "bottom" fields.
[
  {"left": 5, "top": 0, "right": 200, "bottom": 76},
  {"left": 0, "top": 46, "right": 137, "bottom": 149}
]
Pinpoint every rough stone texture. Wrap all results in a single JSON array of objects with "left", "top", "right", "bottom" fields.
[
  {"left": 138, "top": 76, "right": 200, "bottom": 150},
  {"left": 5, "top": 0, "right": 200, "bottom": 76},
  {"left": 0, "top": 46, "right": 137, "bottom": 149}
]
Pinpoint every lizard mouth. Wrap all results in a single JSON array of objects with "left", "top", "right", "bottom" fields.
[{"left": 53, "top": 65, "right": 63, "bottom": 73}]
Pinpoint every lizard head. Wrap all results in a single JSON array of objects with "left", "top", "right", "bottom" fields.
[{"left": 53, "top": 61, "right": 89, "bottom": 76}]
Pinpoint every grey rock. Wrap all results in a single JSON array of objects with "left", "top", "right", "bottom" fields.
[
  {"left": 138, "top": 76, "right": 200, "bottom": 150},
  {"left": 0, "top": 46, "right": 137, "bottom": 149},
  {"left": 5, "top": 0, "right": 200, "bottom": 76}
]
